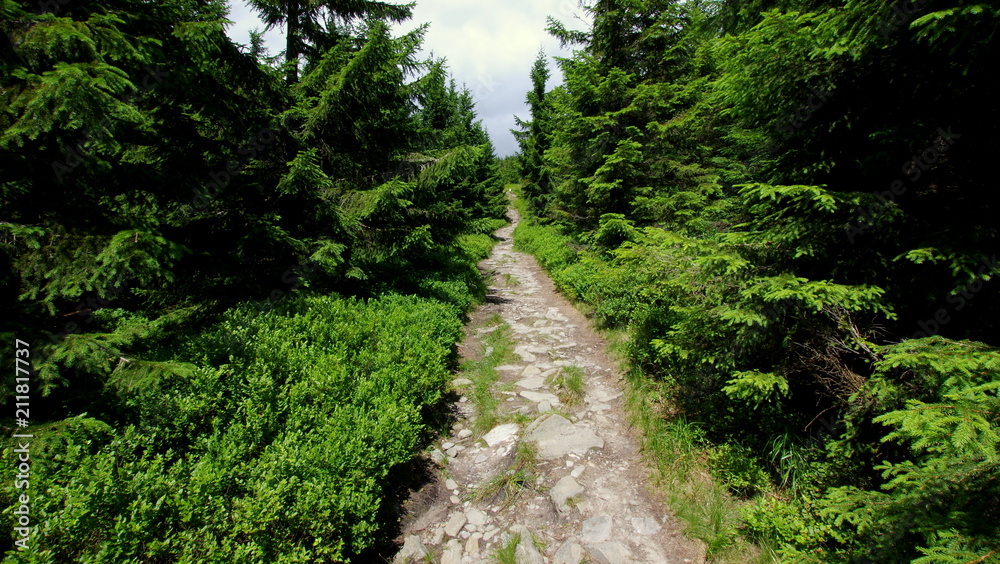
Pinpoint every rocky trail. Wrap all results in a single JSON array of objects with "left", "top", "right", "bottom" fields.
[{"left": 393, "top": 203, "right": 706, "bottom": 564}]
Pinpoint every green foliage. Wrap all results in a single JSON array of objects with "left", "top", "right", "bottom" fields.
[
  {"left": 1, "top": 1, "right": 506, "bottom": 560},
  {"left": 514, "top": 0, "right": 1000, "bottom": 556},
  {"left": 2, "top": 294, "right": 463, "bottom": 562},
  {"left": 722, "top": 371, "right": 789, "bottom": 406},
  {"left": 709, "top": 443, "right": 771, "bottom": 498}
]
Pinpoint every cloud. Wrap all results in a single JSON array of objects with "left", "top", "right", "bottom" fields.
[{"left": 224, "top": 0, "right": 590, "bottom": 156}]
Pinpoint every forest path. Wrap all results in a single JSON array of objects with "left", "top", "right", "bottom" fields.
[{"left": 393, "top": 200, "right": 705, "bottom": 564}]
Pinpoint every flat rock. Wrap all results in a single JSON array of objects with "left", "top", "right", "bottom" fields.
[
  {"left": 444, "top": 512, "right": 467, "bottom": 537},
  {"left": 496, "top": 364, "right": 524, "bottom": 372},
  {"left": 586, "top": 389, "right": 623, "bottom": 403},
  {"left": 445, "top": 478, "right": 458, "bottom": 490},
  {"left": 525, "top": 414, "right": 605, "bottom": 459},
  {"left": 394, "top": 535, "right": 428, "bottom": 562},
  {"left": 516, "top": 377, "right": 546, "bottom": 390},
  {"left": 585, "top": 541, "right": 631, "bottom": 564},
  {"left": 514, "top": 348, "right": 537, "bottom": 362},
  {"left": 458, "top": 429, "right": 473, "bottom": 439},
  {"left": 453, "top": 378, "right": 473, "bottom": 386},
  {"left": 538, "top": 400, "right": 552, "bottom": 413},
  {"left": 466, "top": 507, "right": 488, "bottom": 527},
  {"left": 509, "top": 525, "right": 544, "bottom": 564},
  {"left": 553, "top": 539, "right": 586, "bottom": 564},
  {"left": 550, "top": 476, "right": 585, "bottom": 515},
  {"left": 546, "top": 307, "right": 567, "bottom": 321},
  {"left": 520, "top": 390, "right": 559, "bottom": 404},
  {"left": 430, "top": 447, "right": 446, "bottom": 465},
  {"left": 632, "top": 516, "right": 662, "bottom": 536},
  {"left": 521, "top": 365, "right": 543, "bottom": 377},
  {"left": 466, "top": 535, "right": 480, "bottom": 555},
  {"left": 441, "top": 539, "right": 463, "bottom": 564},
  {"left": 581, "top": 515, "right": 612, "bottom": 544},
  {"left": 482, "top": 423, "right": 519, "bottom": 447}
]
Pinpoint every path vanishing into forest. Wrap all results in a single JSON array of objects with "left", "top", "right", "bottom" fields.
[{"left": 392, "top": 200, "right": 706, "bottom": 564}]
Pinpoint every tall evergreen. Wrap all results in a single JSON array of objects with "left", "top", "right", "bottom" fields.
[{"left": 513, "top": 50, "right": 551, "bottom": 211}]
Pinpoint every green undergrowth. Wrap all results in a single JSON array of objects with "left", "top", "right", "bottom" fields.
[
  {"left": 3, "top": 294, "right": 462, "bottom": 562},
  {"left": 1, "top": 231, "right": 503, "bottom": 562}
]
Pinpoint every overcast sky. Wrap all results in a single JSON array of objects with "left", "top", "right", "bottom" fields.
[{"left": 224, "top": 1, "right": 591, "bottom": 157}]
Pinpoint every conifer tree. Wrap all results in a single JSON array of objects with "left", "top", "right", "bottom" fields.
[
  {"left": 513, "top": 50, "right": 552, "bottom": 210},
  {"left": 247, "top": 0, "right": 413, "bottom": 83}
]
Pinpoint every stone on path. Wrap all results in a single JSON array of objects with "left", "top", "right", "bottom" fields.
[
  {"left": 632, "top": 516, "right": 662, "bottom": 536},
  {"left": 520, "top": 390, "right": 560, "bottom": 404},
  {"left": 553, "top": 539, "right": 586, "bottom": 564},
  {"left": 581, "top": 515, "right": 612, "bottom": 544},
  {"left": 585, "top": 542, "right": 631, "bottom": 564},
  {"left": 546, "top": 307, "right": 568, "bottom": 321},
  {"left": 444, "top": 512, "right": 467, "bottom": 537},
  {"left": 526, "top": 414, "right": 604, "bottom": 459},
  {"left": 509, "top": 525, "right": 544, "bottom": 564},
  {"left": 521, "top": 365, "right": 542, "bottom": 377},
  {"left": 453, "top": 378, "right": 473, "bottom": 386},
  {"left": 550, "top": 476, "right": 585, "bottom": 516},
  {"left": 394, "top": 535, "right": 428, "bottom": 562},
  {"left": 514, "top": 348, "right": 537, "bottom": 362},
  {"left": 516, "top": 376, "right": 546, "bottom": 390},
  {"left": 466, "top": 534, "right": 481, "bottom": 555},
  {"left": 466, "top": 507, "right": 488, "bottom": 527},
  {"left": 441, "top": 539, "right": 463, "bottom": 564},
  {"left": 482, "top": 423, "right": 519, "bottom": 447}
]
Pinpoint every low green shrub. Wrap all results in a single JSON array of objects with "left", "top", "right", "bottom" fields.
[
  {"left": 708, "top": 443, "right": 771, "bottom": 498},
  {"left": 2, "top": 294, "right": 463, "bottom": 562}
]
